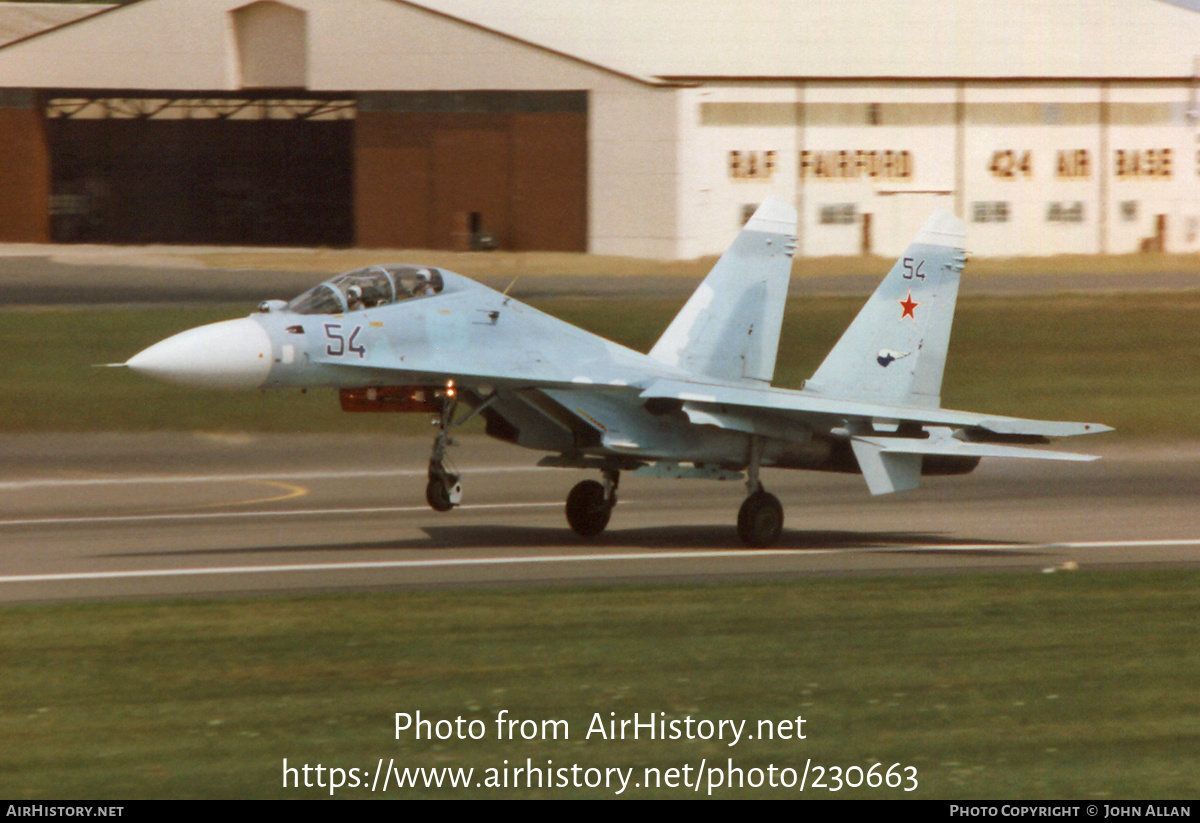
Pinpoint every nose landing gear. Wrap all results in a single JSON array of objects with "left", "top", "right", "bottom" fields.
[
  {"left": 423, "top": 386, "right": 493, "bottom": 513},
  {"left": 426, "top": 398, "right": 461, "bottom": 511}
]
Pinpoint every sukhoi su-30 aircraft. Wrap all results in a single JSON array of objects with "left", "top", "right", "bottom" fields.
[{"left": 123, "top": 200, "right": 1110, "bottom": 547}]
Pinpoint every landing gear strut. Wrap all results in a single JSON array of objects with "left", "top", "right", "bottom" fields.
[
  {"left": 737, "top": 436, "right": 784, "bottom": 548},
  {"left": 423, "top": 386, "right": 496, "bottom": 513},
  {"left": 426, "top": 391, "right": 462, "bottom": 511},
  {"left": 566, "top": 467, "right": 619, "bottom": 538}
]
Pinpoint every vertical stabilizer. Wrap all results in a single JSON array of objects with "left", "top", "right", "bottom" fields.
[
  {"left": 649, "top": 198, "right": 796, "bottom": 384},
  {"left": 805, "top": 209, "right": 966, "bottom": 408}
]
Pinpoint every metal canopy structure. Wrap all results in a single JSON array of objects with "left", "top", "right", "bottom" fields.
[{"left": 45, "top": 93, "right": 356, "bottom": 121}]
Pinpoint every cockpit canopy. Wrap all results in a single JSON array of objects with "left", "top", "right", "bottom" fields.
[{"left": 287, "top": 265, "right": 445, "bottom": 315}]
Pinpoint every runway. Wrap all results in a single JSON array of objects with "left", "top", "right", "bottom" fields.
[{"left": 1, "top": 433, "right": 1197, "bottom": 602}]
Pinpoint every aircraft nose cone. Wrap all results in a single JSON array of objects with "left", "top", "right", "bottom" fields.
[{"left": 126, "top": 317, "right": 273, "bottom": 390}]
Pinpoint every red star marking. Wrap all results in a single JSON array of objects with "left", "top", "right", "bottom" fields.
[{"left": 899, "top": 289, "right": 919, "bottom": 320}]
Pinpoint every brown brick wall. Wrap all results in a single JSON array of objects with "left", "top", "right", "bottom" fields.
[
  {"left": 0, "top": 107, "right": 50, "bottom": 242},
  {"left": 355, "top": 109, "right": 586, "bottom": 251}
]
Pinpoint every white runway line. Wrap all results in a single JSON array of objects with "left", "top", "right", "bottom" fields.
[
  {"left": 0, "top": 550, "right": 849, "bottom": 584},
  {"left": 0, "top": 465, "right": 545, "bottom": 491},
  {"left": 0, "top": 502, "right": 562, "bottom": 528},
  {"left": 878, "top": 538, "right": 1200, "bottom": 550},
  {"left": 2, "top": 539, "right": 1199, "bottom": 586},
  {"left": 1048, "top": 539, "right": 1200, "bottom": 549}
]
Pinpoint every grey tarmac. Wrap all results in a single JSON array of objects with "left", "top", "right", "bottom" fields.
[{"left": 1, "top": 433, "right": 1196, "bottom": 603}]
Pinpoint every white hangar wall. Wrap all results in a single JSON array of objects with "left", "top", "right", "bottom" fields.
[
  {"left": 797, "top": 83, "right": 957, "bottom": 259},
  {"left": 590, "top": 86, "right": 684, "bottom": 259},
  {"left": 673, "top": 79, "right": 1200, "bottom": 259},
  {"left": 3, "top": 0, "right": 1199, "bottom": 259},
  {"left": 1105, "top": 83, "right": 1197, "bottom": 255},
  {"left": 960, "top": 84, "right": 1103, "bottom": 258}
]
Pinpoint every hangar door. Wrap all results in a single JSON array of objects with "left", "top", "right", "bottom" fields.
[
  {"left": 356, "top": 92, "right": 587, "bottom": 252},
  {"left": 44, "top": 95, "right": 354, "bottom": 246}
]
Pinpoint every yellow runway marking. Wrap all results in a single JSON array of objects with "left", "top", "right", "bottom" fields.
[
  {"left": 186, "top": 480, "right": 311, "bottom": 510},
  {"left": 232, "top": 480, "right": 310, "bottom": 507}
]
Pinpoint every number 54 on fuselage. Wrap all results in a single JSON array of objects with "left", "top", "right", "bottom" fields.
[{"left": 122, "top": 200, "right": 1110, "bottom": 547}]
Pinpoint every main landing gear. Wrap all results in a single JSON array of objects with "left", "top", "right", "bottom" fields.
[
  {"left": 736, "top": 436, "right": 784, "bottom": 548},
  {"left": 566, "top": 468, "right": 619, "bottom": 538}
]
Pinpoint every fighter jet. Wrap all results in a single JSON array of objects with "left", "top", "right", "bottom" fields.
[{"left": 123, "top": 200, "right": 1109, "bottom": 547}]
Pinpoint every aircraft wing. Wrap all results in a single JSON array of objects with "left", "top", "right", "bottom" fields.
[{"left": 640, "top": 378, "right": 1109, "bottom": 439}]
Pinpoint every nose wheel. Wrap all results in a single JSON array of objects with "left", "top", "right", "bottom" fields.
[
  {"left": 426, "top": 466, "right": 462, "bottom": 512},
  {"left": 566, "top": 469, "right": 619, "bottom": 538}
]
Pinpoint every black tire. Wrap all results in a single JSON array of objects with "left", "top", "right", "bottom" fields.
[
  {"left": 425, "top": 478, "right": 455, "bottom": 512},
  {"left": 737, "top": 491, "right": 784, "bottom": 548},
  {"left": 566, "top": 479, "right": 612, "bottom": 538}
]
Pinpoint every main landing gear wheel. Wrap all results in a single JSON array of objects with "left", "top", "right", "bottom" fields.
[
  {"left": 566, "top": 476, "right": 616, "bottom": 538},
  {"left": 737, "top": 490, "right": 784, "bottom": 548},
  {"left": 566, "top": 480, "right": 611, "bottom": 537}
]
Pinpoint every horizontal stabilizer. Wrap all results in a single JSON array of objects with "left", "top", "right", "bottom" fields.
[
  {"left": 850, "top": 430, "right": 1099, "bottom": 495},
  {"left": 852, "top": 435, "right": 1100, "bottom": 463},
  {"left": 850, "top": 441, "right": 922, "bottom": 495}
]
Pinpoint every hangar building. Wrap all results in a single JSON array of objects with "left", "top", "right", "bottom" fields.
[{"left": 1, "top": 0, "right": 1199, "bottom": 258}]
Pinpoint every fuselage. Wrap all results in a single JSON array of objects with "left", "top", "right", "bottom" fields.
[{"left": 125, "top": 266, "right": 828, "bottom": 472}]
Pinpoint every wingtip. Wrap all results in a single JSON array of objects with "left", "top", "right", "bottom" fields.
[
  {"left": 1073, "top": 423, "right": 1116, "bottom": 436},
  {"left": 981, "top": 418, "right": 1115, "bottom": 438}
]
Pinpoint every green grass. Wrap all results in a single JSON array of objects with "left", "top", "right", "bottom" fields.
[
  {"left": 0, "top": 305, "right": 410, "bottom": 433},
  {"left": 6, "top": 293, "right": 1191, "bottom": 436},
  {"left": 1, "top": 571, "right": 1198, "bottom": 798}
]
